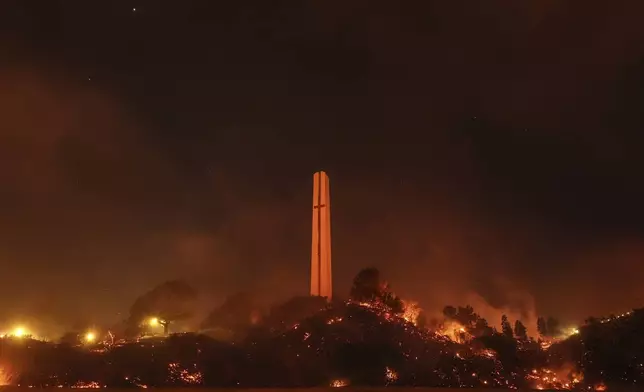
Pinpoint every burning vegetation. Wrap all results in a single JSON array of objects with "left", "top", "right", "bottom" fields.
[{"left": 0, "top": 268, "right": 641, "bottom": 389}]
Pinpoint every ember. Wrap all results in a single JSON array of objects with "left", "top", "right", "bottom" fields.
[
  {"left": 71, "top": 381, "right": 103, "bottom": 388},
  {"left": 402, "top": 300, "right": 422, "bottom": 325},
  {"left": 385, "top": 366, "right": 398, "bottom": 384},
  {"left": 330, "top": 379, "right": 349, "bottom": 387},
  {"left": 0, "top": 267, "right": 638, "bottom": 389},
  {"left": 167, "top": 362, "right": 203, "bottom": 385},
  {"left": 0, "top": 366, "right": 13, "bottom": 386}
]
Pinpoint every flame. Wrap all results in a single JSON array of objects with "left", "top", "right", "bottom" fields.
[
  {"left": 479, "top": 348, "right": 496, "bottom": 358},
  {"left": 437, "top": 320, "right": 471, "bottom": 343},
  {"left": 385, "top": 366, "right": 398, "bottom": 384},
  {"left": 526, "top": 367, "right": 583, "bottom": 390},
  {"left": 71, "top": 381, "right": 104, "bottom": 388},
  {"left": 330, "top": 379, "right": 349, "bottom": 387},
  {"left": 0, "top": 365, "right": 14, "bottom": 386},
  {"left": 167, "top": 362, "right": 203, "bottom": 385},
  {"left": 540, "top": 339, "right": 553, "bottom": 350},
  {"left": 401, "top": 300, "right": 421, "bottom": 325}
]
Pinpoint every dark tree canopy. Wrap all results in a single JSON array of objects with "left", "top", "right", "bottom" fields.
[
  {"left": 349, "top": 267, "right": 382, "bottom": 302},
  {"left": 474, "top": 317, "right": 494, "bottom": 337},
  {"left": 126, "top": 280, "right": 198, "bottom": 336},
  {"left": 456, "top": 305, "right": 479, "bottom": 327},
  {"left": 501, "top": 315, "right": 513, "bottom": 338},
  {"left": 443, "top": 305, "right": 457, "bottom": 319},
  {"left": 514, "top": 320, "right": 528, "bottom": 341},
  {"left": 537, "top": 316, "right": 547, "bottom": 336},
  {"left": 350, "top": 268, "right": 403, "bottom": 314},
  {"left": 442, "top": 304, "right": 493, "bottom": 337},
  {"left": 546, "top": 316, "right": 561, "bottom": 337},
  {"left": 536, "top": 316, "right": 563, "bottom": 338}
]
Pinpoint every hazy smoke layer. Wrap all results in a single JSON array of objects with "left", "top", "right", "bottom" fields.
[{"left": 2, "top": 0, "right": 644, "bottom": 336}]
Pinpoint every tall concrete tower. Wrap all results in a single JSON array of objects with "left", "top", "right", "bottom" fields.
[{"left": 310, "top": 171, "right": 332, "bottom": 300}]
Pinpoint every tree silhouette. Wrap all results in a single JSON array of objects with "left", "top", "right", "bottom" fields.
[
  {"left": 456, "top": 305, "right": 479, "bottom": 328},
  {"left": 546, "top": 316, "right": 561, "bottom": 337},
  {"left": 349, "top": 268, "right": 403, "bottom": 314},
  {"left": 443, "top": 305, "right": 457, "bottom": 320},
  {"left": 514, "top": 320, "right": 528, "bottom": 341},
  {"left": 501, "top": 315, "right": 513, "bottom": 338},
  {"left": 474, "top": 317, "right": 494, "bottom": 337},
  {"left": 536, "top": 316, "right": 562, "bottom": 337},
  {"left": 443, "top": 304, "right": 492, "bottom": 335},
  {"left": 537, "top": 316, "right": 547, "bottom": 336},
  {"left": 126, "top": 279, "right": 198, "bottom": 337},
  {"left": 350, "top": 267, "right": 382, "bottom": 302}
]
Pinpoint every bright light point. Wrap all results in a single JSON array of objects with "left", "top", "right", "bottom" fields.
[
  {"left": 330, "top": 379, "right": 349, "bottom": 388},
  {"left": 132, "top": 7, "right": 136, "bottom": 12},
  {"left": 85, "top": 331, "right": 96, "bottom": 342},
  {"left": 12, "top": 327, "right": 25, "bottom": 337},
  {"left": 149, "top": 317, "right": 159, "bottom": 327}
]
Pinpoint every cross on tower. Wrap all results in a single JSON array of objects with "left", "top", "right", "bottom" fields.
[{"left": 310, "top": 171, "right": 332, "bottom": 300}]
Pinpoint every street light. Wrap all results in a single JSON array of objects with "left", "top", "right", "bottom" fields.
[
  {"left": 146, "top": 317, "right": 170, "bottom": 335},
  {"left": 12, "top": 327, "right": 26, "bottom": 338},
  {"left": 85, "top": 331, "right": 96, "bottom": 343}
]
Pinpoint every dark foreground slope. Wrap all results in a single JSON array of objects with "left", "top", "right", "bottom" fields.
[{"left": 0, "top": 302, "right": 642, "bottom": 389}]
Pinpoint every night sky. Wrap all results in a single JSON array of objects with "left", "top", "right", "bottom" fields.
[{"left": 2, "top": 1, "right": 644, "bottom": 334}]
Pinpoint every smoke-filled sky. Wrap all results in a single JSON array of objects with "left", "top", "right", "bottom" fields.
[{"left": 1, "top": 1, "right": 644, "bottom": 333}]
